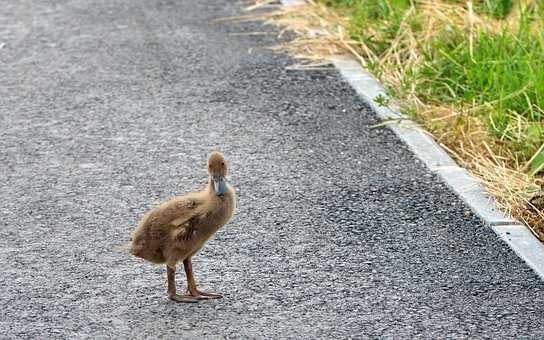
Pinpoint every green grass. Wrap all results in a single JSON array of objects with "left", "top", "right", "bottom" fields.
[
  {"left": 320, "top": 0, "right": 544, "bottom": 168},
  {"left": 445, "top": 0, "right": 514, "bottom": 19},
  {"left": 419, "top": 25, "right": 544, "bottom": 159},
  {"left": 477, "top": 0, "right": 513, "bottom": 18},
  {"left": 325, "top": 0, "right": 412, "bottom": 55}
]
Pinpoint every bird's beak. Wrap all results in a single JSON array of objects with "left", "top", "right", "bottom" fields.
[{"left": 213, "top": 176, "right": 227, "bottom": 196}]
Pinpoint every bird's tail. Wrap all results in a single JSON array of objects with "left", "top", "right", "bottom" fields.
[{"left": 116, "top": 241, "right": 133, "bottom": 255}]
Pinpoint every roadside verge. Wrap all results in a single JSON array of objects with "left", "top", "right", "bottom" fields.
[{"left": 278, "top": 0, "right": 544, "bottom": 281}]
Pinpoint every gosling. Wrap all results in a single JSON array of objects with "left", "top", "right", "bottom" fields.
[{"left": 128, "top": 151, "right": 236, "bottom": 303}]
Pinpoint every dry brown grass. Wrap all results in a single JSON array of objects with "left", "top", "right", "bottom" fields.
[{"left": 238, "top": 0, "right": 544, "bottom": 238}]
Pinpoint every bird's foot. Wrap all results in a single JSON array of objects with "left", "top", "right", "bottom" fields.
[
  {"left": 187, "top": 288, "right": 223, "bottom": 300},
  {"left": 168, "top": 294, "right": 201, "bottom": 303}
]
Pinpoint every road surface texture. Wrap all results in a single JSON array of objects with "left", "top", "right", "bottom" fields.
[{"left": 2, "top": 0, "right": 544, "bottom": 339}]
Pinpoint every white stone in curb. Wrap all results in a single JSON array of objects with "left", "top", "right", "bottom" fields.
[
  {"left": 390, "top": 124, "right": 458, "bottom": 170},
  {"left": 435, "top": 167, "right": 517, "bottom": 225},
  {"left": 280, "top": 0, "right": 306, "bottom": 6},
  {"left": 492, "top": 225, "right": 544, "bottom": 281},
  {"left": 333, "top": 57, "right": 458, "bottom": 169},
  {"left": 333, "top": 57, "right": 399, "bottom": 120}
]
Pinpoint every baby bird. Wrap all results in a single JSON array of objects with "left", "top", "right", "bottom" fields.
[{"left": 129, "top": 151, "right": 236, "bottom": 303}]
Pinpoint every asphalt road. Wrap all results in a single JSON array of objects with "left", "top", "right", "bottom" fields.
[{"left": 2, "top": 0, "right": 544, "bottom": 339}]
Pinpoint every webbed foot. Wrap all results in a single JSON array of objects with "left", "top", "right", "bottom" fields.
[
  {"left": 187, "top": 288, "right": 223, "bottom": 300},
  {"left": 168, "top": 294, "right": 200, "bottom": 303}
]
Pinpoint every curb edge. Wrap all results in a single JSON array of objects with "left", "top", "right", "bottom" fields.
[{"left": 277, "top": 1, "right": 544, "bottom": 280}]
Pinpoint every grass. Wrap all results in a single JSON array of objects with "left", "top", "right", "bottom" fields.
[
  {"left": 320, "top": 0, "right": 544, "bottom": 162},
  {"left": 241, "top": 0, "right": 544, "bottom": 239},
  {"left": 322, "top": 0, "right": 544, "bottom": 165},
  {"left": 420, "top": 20, "right": 544, "bottom": 159}
]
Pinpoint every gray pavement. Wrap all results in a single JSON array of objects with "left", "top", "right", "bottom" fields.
[{"left": 1, "top": 0, "right": 544, "bottom": 339}]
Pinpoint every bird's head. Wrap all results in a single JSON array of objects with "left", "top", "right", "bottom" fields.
[{"left": 208, "top": 151, "right": 228, "bottom": 197}]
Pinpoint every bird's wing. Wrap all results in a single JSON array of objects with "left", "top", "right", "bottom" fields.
[
  {"left": 164, "top": 196, "right": 203, "bottom": 243},
  {"left": 164, "top": 196, "right": 200, "bottom": 227}
]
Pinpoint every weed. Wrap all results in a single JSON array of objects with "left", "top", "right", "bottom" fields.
[{"left": 373, "top": 94, "right": 390, "bottom": 107}]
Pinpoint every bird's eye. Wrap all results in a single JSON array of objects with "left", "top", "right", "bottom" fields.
[{"left": 221, "top": 162, "right": 225, "bottom": 166}]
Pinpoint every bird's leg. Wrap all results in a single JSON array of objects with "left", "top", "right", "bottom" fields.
[
  {"left": 183, "top": 257, "right": 222, "bottom": 299},
  {"left": 166, "top": 265, "right": 199, "bottom": 303}
]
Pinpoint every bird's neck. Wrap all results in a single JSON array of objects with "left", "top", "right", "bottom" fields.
[
  {"left": 205, "top": 178, "right": 233, "bottom": 198},
  {"left": 206, "top": 177, "right": 214, "bottom": 193}
]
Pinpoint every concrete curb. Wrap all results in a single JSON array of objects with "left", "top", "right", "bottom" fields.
[
  {"left": 280, "top": 0, "right": 306, "bottom": 5},
  {"left": 493, "top": 225, "right": 544, "bottom": 280},
  {"left": 278, "top": 1, "right": 544, "bottom": 280},
  {"left": 332, "top": 56, "right": 517, "bottom": 226}
]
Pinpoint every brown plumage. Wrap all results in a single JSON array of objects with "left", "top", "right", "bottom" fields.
[{"left": 129, "top": 151, "right": 236, "bottom": 302}]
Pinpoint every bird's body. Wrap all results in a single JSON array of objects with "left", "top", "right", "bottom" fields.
[
  {"left": 128, "top": 151, "right": 235, "bottom": 303},
  {"left": 130, "top": 188, "right": 235, "bottom": 266}
]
